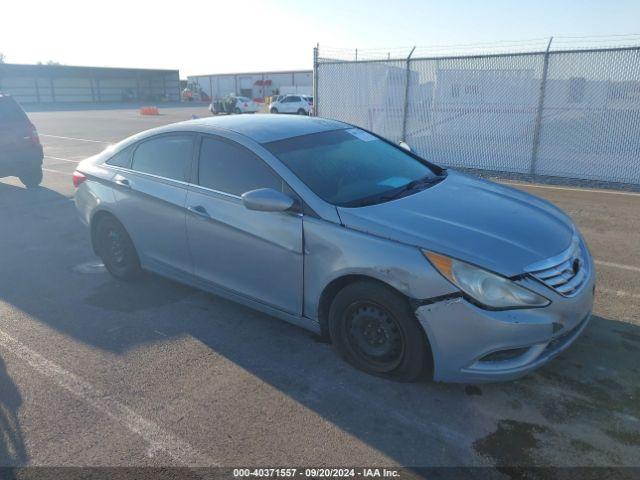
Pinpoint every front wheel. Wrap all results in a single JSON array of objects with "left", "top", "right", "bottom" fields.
[
  {"left": 95, "top": 215, "right": 142, "bottom": 280},
  {"left": 270, "top": 108, "right": 278, "bottom": 114},
  {"left": 234, "top": 107, "right": 242, "bottom": 114},
  {"left": 328, "top": 281, "right": 429, "bottom": 382},
  {"left": 19, "top": 166, "right": 43, "bottom": 188}
]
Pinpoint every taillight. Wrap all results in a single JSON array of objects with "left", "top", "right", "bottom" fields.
[
  {"left": 29, "top": 126, "right": 40, "bottom": 145},
  {"left": 73, "top": 171, "right": 87, "bottom": 188}
]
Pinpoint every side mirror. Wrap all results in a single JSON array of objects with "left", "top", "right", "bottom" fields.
[
  {"left": 241, "top": 188, "right": 295, "bottom": 212},
  {"left": 398, "top": 141, "right": 412, "bottom": 152}
]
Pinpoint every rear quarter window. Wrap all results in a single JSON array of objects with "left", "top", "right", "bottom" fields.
[
  {"left": 0, "top": 97, "right": 28, "bottom": 123},
  {"left": 106, "top": 146, "right": 133, "bottom": 168}
]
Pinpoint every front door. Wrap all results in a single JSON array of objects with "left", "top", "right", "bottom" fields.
[{"left": 185, "top": 135, "right": 303, "bottom": 314}]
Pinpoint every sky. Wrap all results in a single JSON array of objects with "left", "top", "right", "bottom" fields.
[{"left": 1, "top": 0, "right": 639, "bottom": 77}]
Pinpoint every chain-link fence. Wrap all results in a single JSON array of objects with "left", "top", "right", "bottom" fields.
[{"left": 314, "top": 39, "right": 640, "bottom": 184}]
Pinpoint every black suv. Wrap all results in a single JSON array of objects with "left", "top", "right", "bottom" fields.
[{"left": 0, "top": 93, "right": 43, "bottom": 187}]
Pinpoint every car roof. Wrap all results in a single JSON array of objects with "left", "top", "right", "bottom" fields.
[{"left": 184, "top": 114, "right": 350, "bottom": 143}]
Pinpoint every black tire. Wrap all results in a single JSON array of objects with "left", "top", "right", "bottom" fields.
[
  {"left": 270, "top": 108, "right": 278, "bottom": 114},
  {"left": 19, "top": 166, "right": 43, "bottom": 188},
  {"left": 234, "top": 107, "right": 242, "bottom": 114},
  {"left": 95, "top": 215, "right": 142, "bottom": 280},
  {"left": 297, "top": 108, "right": 307, "bottom": 115},
  {"left": 328, "top": 280, "right": 429, "bottom": 382}
]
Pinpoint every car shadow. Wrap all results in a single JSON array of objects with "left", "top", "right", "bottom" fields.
[
  {"left": 0, "top": 356, "right": 28, "bottom": 470},
  {"left": 1, "top": 180, "right": 639, "bottom": 467}
]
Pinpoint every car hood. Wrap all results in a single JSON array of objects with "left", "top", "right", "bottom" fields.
[{"left": 336, "top": 170, "right": 575, "bottom": 277}]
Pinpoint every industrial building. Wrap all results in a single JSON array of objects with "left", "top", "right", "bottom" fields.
[
  {"left": 187, "top": 69, "right": 312, "bottom": 101},
  {"left": 0, "top": 63, "right": 180, "bottom": 104}
]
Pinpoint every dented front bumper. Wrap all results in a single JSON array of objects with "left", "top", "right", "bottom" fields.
[{"left": 415, "top": 273, "right": 595, "bottom": 383}]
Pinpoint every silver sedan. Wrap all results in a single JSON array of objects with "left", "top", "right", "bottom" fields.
[{"left": 73, "top": 115, "right": 595, "bottom": 382}]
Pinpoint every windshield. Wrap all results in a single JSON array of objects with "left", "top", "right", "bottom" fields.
[{"left": 264, "top": 128, "right": 442, "bottom": 206}]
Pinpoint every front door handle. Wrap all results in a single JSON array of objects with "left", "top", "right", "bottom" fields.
[
  {"left": 188, "top": 205, "right": 210, "bottom": 218},
  {"left": 114, "top": 175, "right": 130, "bottom": 189}
]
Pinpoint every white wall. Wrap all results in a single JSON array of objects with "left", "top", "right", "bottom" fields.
[{"left": 188, "top": 70, "right": 312, "bottom": 100}]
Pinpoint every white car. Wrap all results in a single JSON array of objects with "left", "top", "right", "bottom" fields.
[
  {"left": 269, "top": 95, "right": 311, "bottom": 115},
  {"left": 209, "top": 96, "right": 259, "bottom": 115},
  {"left": 234, "top": 96, "right": 260, "bottom": 114}
]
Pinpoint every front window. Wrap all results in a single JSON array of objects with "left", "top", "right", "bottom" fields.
[
  {"left": 198, "top": 137, "right": 282, "bottom": 196},
  {"left": 264, "top": 128, "right": 442, "bottom": 207}
]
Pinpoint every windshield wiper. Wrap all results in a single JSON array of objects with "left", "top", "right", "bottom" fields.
[
  {"left": 380, "top": 175, "right": 444, "bottom": 202},
  {"left": 342, "top": 174, "right": 445, "bottom": 208}
]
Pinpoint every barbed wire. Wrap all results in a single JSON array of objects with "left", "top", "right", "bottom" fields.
[{"left": 317, "top": 34, "right": 640, "bottom": 62}]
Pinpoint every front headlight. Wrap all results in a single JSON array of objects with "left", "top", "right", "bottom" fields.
[{"left": 423, "top": 251, "right": 550, "bottom": 309}]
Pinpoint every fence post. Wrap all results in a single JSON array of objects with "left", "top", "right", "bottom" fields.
[
  {"left": 530, "top": 36, "right": 553, "bottom": 174},
  {"left": 313, "top": 43, "right": 319, "bottom": 117},
  {"left": 401, "top": 46, "right": 416, "bottom": 142}
]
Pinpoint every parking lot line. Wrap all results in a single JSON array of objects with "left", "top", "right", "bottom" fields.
[
  {"left": 40, "top": 134, "right": 110, "bottom": 144},
  {"left": 0, "top": 328, "right": 215, "bottom": 466},
  {"left": 43, "top": 167, "right": 72, "bottom": 175},
  {"left": 594, "top": 260, "right": 640, "bottom": 273},
  {"left": 500, "top": 180, "right": 640, "bottom": 197},
  {"left": 45, "top": 155, "right": 81, "bottom": 164}
]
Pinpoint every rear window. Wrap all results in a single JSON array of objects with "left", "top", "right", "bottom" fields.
[{"left": 0, "top": 97, "right": 28, "bottom": 123}]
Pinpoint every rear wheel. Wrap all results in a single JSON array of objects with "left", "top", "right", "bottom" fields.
[
  {"left": 270, "top": 108, "right": 278, "bottom": 114},
  {"left": 19, "top": 166, "right": 43, "bottom": 188},
  {"left": 328, "top": 281, "right": 428, "bottom": 382},
  {"left": 297, "top": 108, "right": 307, "bottom": 115},
  {"left": 95, "top": 215, "right": 142, "bottom": 280}
]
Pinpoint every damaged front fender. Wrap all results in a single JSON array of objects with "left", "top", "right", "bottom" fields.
[{"left": 303, "top": 216, "right": 458, "bottom": 320}]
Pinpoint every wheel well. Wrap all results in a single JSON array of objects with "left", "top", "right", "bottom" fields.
[
  {"left": 89, "top": 210, "right": 116, "bottom": 255},
  {"left": 317, "top": 275, "right": 408, "bottom": 337},
  {"left": 317, "top": 274, "right": 434, "bottom": 376}
]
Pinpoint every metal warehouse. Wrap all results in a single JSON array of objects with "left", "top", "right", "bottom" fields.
[
  {"left": 187, "top": 70, "right": 312, "bottom": 100},
  {"left": 0, "top": 63, "right": 180, "bottom": 104}
]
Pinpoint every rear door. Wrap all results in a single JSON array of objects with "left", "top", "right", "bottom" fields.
[
  {"left": 185, "top": 134, "right": 303, "bottom": 314},
  {"left": 110, "top": 133, "right": 195, "bottom": 275}
]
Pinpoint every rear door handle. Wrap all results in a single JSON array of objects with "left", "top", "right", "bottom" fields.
[
  {"left": 114, "top": 175, "right": 130, "bottom": 189},
  {"left": 188, "top": 205, "right": 210, "bottom": 218}
]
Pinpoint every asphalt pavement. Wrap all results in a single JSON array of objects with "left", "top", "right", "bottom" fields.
[{"left": 0, "top": 105, "right": 639, "bottom": 471}]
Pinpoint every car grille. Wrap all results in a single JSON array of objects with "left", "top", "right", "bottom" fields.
[{"left": 525, "top": 236, "right": 588, "bottom": 297}]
